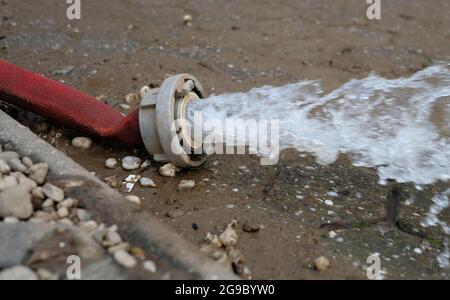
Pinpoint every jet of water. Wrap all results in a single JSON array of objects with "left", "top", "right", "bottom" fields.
[{"left": 187, "top": 63, "right": 450, "bottom": 186}]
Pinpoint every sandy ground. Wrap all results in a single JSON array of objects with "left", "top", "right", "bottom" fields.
[{"left": 1, "top": 0, "right": 450, "bottom": 279}]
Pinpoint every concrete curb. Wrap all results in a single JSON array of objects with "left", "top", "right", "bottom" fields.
[{"left": 0, "top": 110, "right": 238, "bottom": 280}]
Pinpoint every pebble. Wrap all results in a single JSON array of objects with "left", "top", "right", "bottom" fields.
[
  {"left": 22, "top": 157, "right": 33, "bottom": 168},
  {"left": 243, "top": 221, "right": 260, "bottom": 233},
  {"left": 324, "top": 200, "right": 334, "bottom": 206},
  {"left": 0, "top": 151, "right": 19, "bottom": 161},
  {"left": 166, "top": 209, "right": 184, "bottom": 219},
  {"left": 15, "top": 173, "right": 37, "bottom": 191},
  {"left": 159, "top": 163, "right": 177, "bottom": 177},
  {"left": 114, "top": 250, "right": 137, "bottom": 269},
  {"left": 105, "top": 158, "right": 118, "bottom": 169},
  {"left": 0, "top": 159, "right": 11, "bottom": 174},
  {"left": 57, "top": 207, "right": 69, "bottom": 218},
  {"left": 219, "top": 225, "right": 238, "bottom": 247},
  {"left": 183, "top": 14, "right": 193, "bottom": 26},
  {"left": 0, "top": 265, "right": 38, "bottom": 280},
  {"left": 105, "top": 229, "right": 123, "bottom": 246},
  {"left": 314, "top": 256, "right": 331, "bottom": 271},
  {"left": 107, "top": 242, "right": 130, "bottom": 254},
  {"left": 37, "top": 268, "right": 58, "bottom": 280},
  {"left": 122, "top": 156, "right": 142, "bottom": 171},
  {"left": 32, "top": 187, "right": 45, "bottom": 200},
  {"left": 125, "top": 195, "right": 141, "bottom": 205},
  {"left": 139, "top": 177, "right": 156, "bottom": 188},
  {"left": 42, "top": 183, "right": 65, "bottom": 202},
  {"left": 81, "top": 220, "right": 99, "bottom": 233},
  {"left": 143, "top": 260, "right": 157, "bottom": 273},
  {"left": 140, "top": 160, "right": 151, "bottom": 169},
  {"left": 33, "top": 211, "right": 53, "bottom": 223},
  {"left": 58, "top": 198, "right": 76, "bottom": 209},
  {"left": 72, "top": 137, "right": 93, "bottom": 149},
  {"left": 76, "top": 209, "right": 91, "bottom": 222},
  {"left": 0, "top": 185, "right": 33, "bottom": 219},
  {"left": 123, "top": 174, "right": 141, "bottom": 193},
  {"left": 0, "top": 176, "right": 17, "bottom": 191},
  {"left": 3, "top": 216, "right": 19, "bottom": 223},
  {"left": 205, "top": 233, "right": 222, "bottom": 248},
  {"left": 28, "top": 163, "right": 48, "bottom": 184},
  {"left": 178, "top": 180, "right": 195, "bottom": 191},
  {"left": 41, "top": 199, "right": 54, "bottom": 209},
  {"left": 8, "top": 158, "right": 27, "bottom": 173}
]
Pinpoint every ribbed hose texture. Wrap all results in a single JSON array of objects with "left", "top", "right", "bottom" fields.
[{"left": 0, "top": 60, "right": 143, "bottom": 145}]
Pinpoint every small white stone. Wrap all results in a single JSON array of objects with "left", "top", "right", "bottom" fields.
[
  {"left": 326, "top": 191, "right": 339, "bottom": 197},
  {"left": 328, "top": 231, "right": 337, "bottom": 238},
  {"left": 0, "top": 176, "right": 17, "bottom": 191},
  {"left": 32, "top": 187, "right": 45, "bottom": 200},
  {"left": 114, "top": 250, "right": 137, "bottom": 269},
  {"left": 8, "top": 158, "right": 27, "bottom": 172},
  {"left": 0, "top": 159, "right": 10, "bottom": 174},
  {"left": 219, "top": 225, "right": 238, "bottom": 247},
  {"left": 28, "top": 163, "right": 48, "bottom": 185},
  {"left": 105, "top": 229, "right": 122, "bottom": 246},
  {"left": 76, "top": 209, "right": 91, "bottom": 222},
  {"left": 81, "top": 220, "right": 98, "bottom": 232},
  {"left": 125, "top": 195, "right": 141, "bottom": 205},
  {"left": 42, "top": 183, "right": 65, "bottom": 202},
  {"left": 140, "top": 160, "right": 151, "bottom": 168},
  {"left": 159, "top": 163, "right": 177, "bottom": 177},
  {"left": 105, "top": 158, "right": 118, "bottom": 169},
  {"left": 72, "top": 137, "right": 93, "bottom": 149},
  {"left": 41, "top": 199, "right": 54, "bottom": 209},
  {"left": 178, "top": 180, "right": 195, "bottom": 191},
  {"left": 58, "top": 198, "right": 76, "bottom": 209},
  {"left": 22, "top": 157, "right": 33, "bottom": 168},
  {"left": 324, "top": 199, "right": 334, "bottom": 206},
  {"left": 143, "top": 260, "right": 157, "bottom": 273},
  {"left": 0, "top": 185, "right": 33, "bottom": 219},
  {"left": 108, "top": 243, "right": 130, "bottom": 254},
  {"left": 57, "top": 207, "right": 69, "bottom": 218},
  {"left": 3, "top": 216, "right": 19, "bottom": 223},
  {"left": 122, "top": 156, "right": 142, "bottom": 171},
  {"left": 139, "top": 177, "right": 156, "bottom": 188},
  {"left": 183, "top": 14, "right": 192, "bottom": 23},
  {"left": 314, "top": 256, "right": 331, "bottom": 271}
]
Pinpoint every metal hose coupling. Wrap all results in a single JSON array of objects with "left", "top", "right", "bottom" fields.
[{"left": 139, "top": 74, "right": 207, "bottom": 168}]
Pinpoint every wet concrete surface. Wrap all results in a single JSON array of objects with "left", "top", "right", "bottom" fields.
[{"left": 1, "top": 0, "right": 450, "bottom": 279}]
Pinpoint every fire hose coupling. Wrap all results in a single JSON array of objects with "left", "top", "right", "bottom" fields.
[{"left": 139, "top": 74, "right": 208, "bottom": 168}]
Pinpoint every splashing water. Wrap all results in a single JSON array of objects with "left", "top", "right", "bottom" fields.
[
  {"left": 421, "top": 189, "right": 450, "bottom": 268},
  {"left": 187, "top": 63, "right": 450, "bottom": 186}
]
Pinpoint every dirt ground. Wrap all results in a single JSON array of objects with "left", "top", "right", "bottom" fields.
[{"left": 1, "top": 0, "right": 450, "bottom": 279}]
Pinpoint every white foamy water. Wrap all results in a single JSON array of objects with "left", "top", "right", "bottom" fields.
[
  {"left": 187, "top": 63, "right": 450, "bottom": 186},
  {"left": 422, "top": 189, "right": 450, "bottom": 268}
]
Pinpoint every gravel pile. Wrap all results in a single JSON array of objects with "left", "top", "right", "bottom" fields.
[{"left": 0, "top": 144, "right": 157, "bottom": 279}]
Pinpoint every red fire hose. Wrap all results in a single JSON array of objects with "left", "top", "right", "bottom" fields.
[{"left": 0, "top": 59, "right": 143, "bottom": 145}]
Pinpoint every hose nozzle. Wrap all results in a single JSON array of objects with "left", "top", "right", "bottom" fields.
[{"left": 139, "top": 74, "right": 208, "bottom": 168}]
